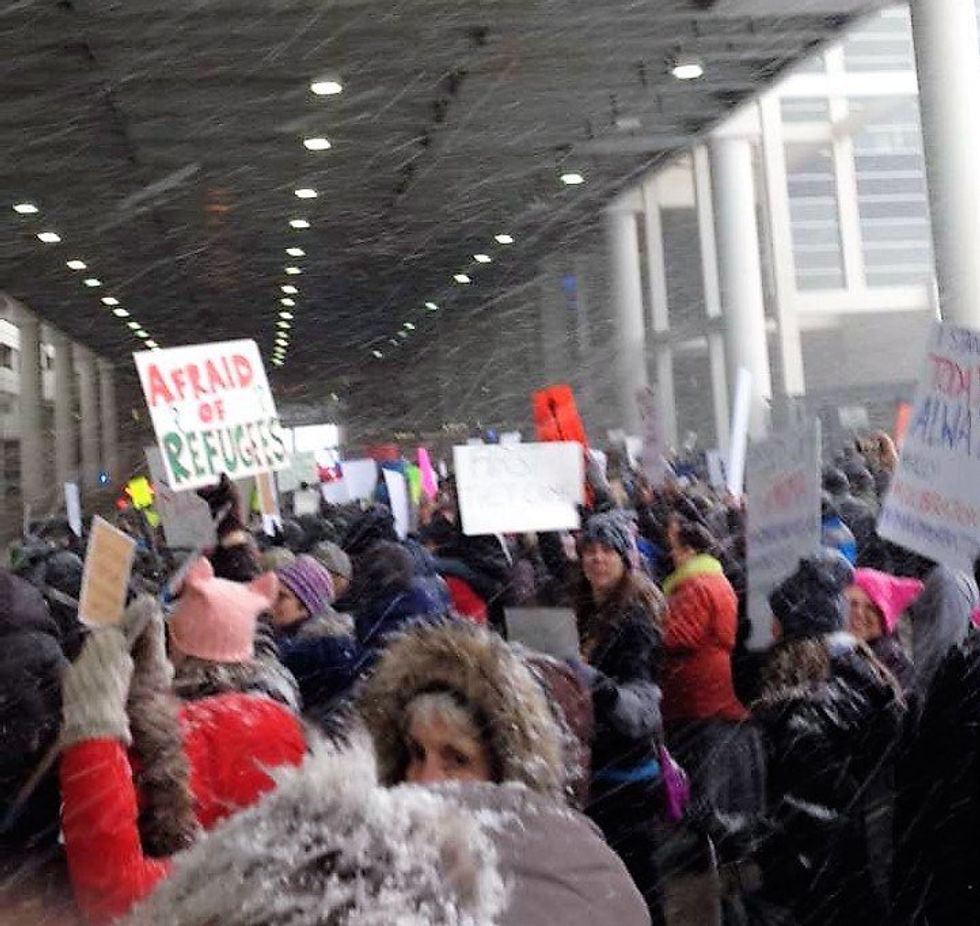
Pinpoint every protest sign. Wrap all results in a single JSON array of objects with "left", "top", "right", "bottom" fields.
[
  {"left": 504, "top": 607, "right": 580, "bottom": 661},
  {"left": 134, "top": 339, "right": 288, "bottom": 493},
  {"left": 383, "top": 469, "right": 410, "bottom": 540},
  {"left": 255, "top": 471, "right": 281, "bottom": 536},
  {"left": 417, "top": 447, "right": 438, "bottom": 500},
  {"left": 276, "top": 452, "right": 317, "bottom": 494},
  {"left": 727, "top": 367, "right": 752, "bottom": 498},
  {"left": 453, "top": 442, "right": 585, "bottom": 536},
  {"left": 64, "top": 483, "right": 82, "bottom": 537},
  {"left": 78, "top": 516, "right": 137, "bottom": 627},
  {"left": 499, "top": 431, "right": 522, "bottom": 446},
  {"left": 294, "top": 488, "right": 320, "bottom": 516},
  {"left": 745, "top": 423, "right": 822, "bottom": 649},
  {"left": 879, "top": 323, "right": 980, "bottom": 571},
  {"left": 146, "top": 447, "right": 217, "bottom": 550},
  {"left": 533, "top": 384, "right": 588, "bottom": 446},
  {"left": 342, "top": 459, "right": 379, "bottom": 502},
  {"left": 637, "top": 386, "right": 671, "bottom": 488}
]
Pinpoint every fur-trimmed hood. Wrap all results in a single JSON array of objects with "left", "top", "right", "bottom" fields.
[{"left": 358, "top": 621, "right": 568, "bottom": 798}]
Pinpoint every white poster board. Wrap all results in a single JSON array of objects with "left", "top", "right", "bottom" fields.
[
  {"left": 276, "top": 452, "right": 317, "bottom": 494},
  {"left": 505, "top": 607, "right": 580, "bottom": 661},
  {"left": 294, "top": 488, "right": 321, "bottom": 516},
  {"left": 342, "top": 459, "right": 379, "bottom": 502},
  {"left": 727, "top": 367, "right": 752, "bottom": 498},
  {"left": 146, "top": 447, "right": 217, "bottom": 550},
  {"left": 383, "top": 469, "right": 410, "bottom": 540},
  {"left": 879, "top": 322, "right": 980, "bottom": 570},
  {"left": 134, "top": 339, "right": 289, "bottom": 492},
  {"left": 637, "top": 386, "right": 671, "bottom": 488},
  {"left": 746, "top": 423, "right": 822, "bottom": 649},
  {"left": 64, "top": 483, "right": 82, "bottom": 537},
  {"left": 453, "top": 442, "right": 585, "bottom": 536}
]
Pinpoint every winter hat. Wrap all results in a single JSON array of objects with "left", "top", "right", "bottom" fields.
[
  {"left": 168, "top": 558, "right": 278, "bottom": 663},
  {"left": 310, "top": 540, "right": 352, "bottom": 581},
  {"left": 276, "top": 555, "right": 335, "bottom": 618},
  {"left": 260, "top": 546, "right": 295, "bottom": 572},
  {"left": 769, "top": 549, "right": 855, "bottom": 642},
  {"left": 579, "top": 511, "right": 636, "bottom": 570},
  {"left": 852, "top": 569, "right": 924, "bottom": 635}
]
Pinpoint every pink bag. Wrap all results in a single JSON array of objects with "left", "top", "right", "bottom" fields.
[{"left": 658, "top": 743, "right": 691, "bottom": 823}]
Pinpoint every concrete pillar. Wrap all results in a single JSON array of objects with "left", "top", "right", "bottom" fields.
[
  {"left": 709, "top": 135, "right": 774, "bottom": 439},
  {"left": 98, "top": 359, "right": 118, "bottom": 484},
  {"left": 15, "top": 308, "right": 45, "bottom": 510},
  {"left": 607, "top": 205, "right": 648, "bottom": 434},
  {"left": 911, "top": 0, "right": 980, "bottom": 326},
  {"left": 538, "top": 266, "right": 568, "bottom": 385},
  {"left": 49, "top": 328, "right": 77, "bottom": 488},
  {"left": 74, "top": 345, "right": 100, "bottom": 493},
  {"left": 641, "top": 178, "right": 679, "bottom": 448}
]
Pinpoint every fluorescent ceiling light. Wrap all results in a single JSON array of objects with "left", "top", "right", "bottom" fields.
[
  {"left": 37, "top": 232, "right": 61, "bottom": 243},
  {"left": 560, "top": 172, "right": 585, "bottom": 186},
  {"left": 425, "top": 302, "right": 439, "bottom": 311},
  {"left": 404, "top": 322, "right": 416, "bottom": 330},
  {"left": 66, "top": 260, "right": 87, "bottom": 270},
  {"left": 127, "top": 321, "right": 141, "bottom": 330},
  {"left": 372, "top": 350, "right": 383, "bottom": 359},
  {"left": 280, "top": 298, "right": 296, "bottom": 307},
  {"left": 83, "top": 278, "right": 102, "bottom": 288},
  {"left": 285, "top": 266, "right": 302, "bottom": 275},
  {"left": 473, "top": 253, "right": 492, "bottom": 264},
  {"left": 281, "top": 285, "right": 298, "bottom": 295},
  {"left": 112, "top": 308, "right": 130, "bottom": 318},
  {"left": 136, "top": 330, "right": 149, "bottom": 339},
  {"left": 145, "top": 340, "right": 158, "bottom": 349},
  {"left": 671, "top": 56, "right": 704, "bottom": 81},
  {"left": 285, "top": 247, "right": 305, "bottom": 257},
  {"left": 101, "top": 297, "right": 119, "bottom": 306},
  {"left": 289, "top": 219, "right": 311, "bottom": 229},
  {"left": 494, "top": 234, "right": 514, "bottom": 245},
  {"left": 277, "top": 320, "right": 291, "bottom": 329},
  {"left": 310, "top": 80, "right": 343, "bottom": 96},
  {"left": 294, "top": 188, "right": 318, "bottom": 199},
  {"left": 303, "top": 137, "right": 332, "bottom": 151},
  {"left": 279, "top": 311, "right": 294, "bottom": 320},
  {"left": 13, "top": 203, "right": 38, "bottom": 214},
  {"left": 453, "top": 274, "right": 471, "bottom": 284},
  {"left": 398, "top": 331, "right": 409, "bottom": 339}
]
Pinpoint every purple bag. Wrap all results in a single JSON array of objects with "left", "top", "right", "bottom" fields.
[{"left": 658, "top": 743, "right": 691, "bottom": 823}]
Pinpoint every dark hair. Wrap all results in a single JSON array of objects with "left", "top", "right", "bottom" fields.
[{"left": 675, "top": 520, "right": 716, "bottom": 556}]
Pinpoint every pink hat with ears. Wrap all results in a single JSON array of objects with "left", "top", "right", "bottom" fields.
[
  {"left": 168, "top": 557, "right": 278, "bottom": 663},
  {"left": 852, "top": 568, "right": 924, "bottom": 635}
]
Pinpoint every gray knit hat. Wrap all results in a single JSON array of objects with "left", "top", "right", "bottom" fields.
[
  {"left": 579, "top": 511, "right": 636, "bottom": 570},
  {"left": 311, "top": 541, "right": 353, "bottom": 581}
]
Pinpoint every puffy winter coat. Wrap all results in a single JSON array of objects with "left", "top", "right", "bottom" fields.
[
  {"left": 60, "top": 692, "right": 306, "bottom": 924},
  {"left": 662, "top": 554, "right": 747, "bottom": 724}
]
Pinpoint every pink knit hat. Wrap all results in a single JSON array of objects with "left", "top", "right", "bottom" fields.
[
  {"left": 168, "top": 557, "right": 278, "bottom": 663},
  {"left": 852, "top": 568, "right": 924, "bottom": 635}
]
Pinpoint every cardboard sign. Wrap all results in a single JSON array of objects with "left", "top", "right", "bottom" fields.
[
  {"left": 342, "top": 458, "right": 379, "bottom": 502},
  {"left": 505, "top": 607, "right": 580, "bottom": 661},
  {"left": 383, "top": 469, "right": 410, "bottom": 540},
  {"left": 146, "top": 447, "right": 217, "bottom": 550},
  {"left": 134, "top": 339, "right": 288, "bottom": 492},
  {"left": 637, "top": 386, "right": 671, "bottom": 488},
  {"left": 745, "top": 423, "right": 822, "bottom": 649},
  {"left": 533, "top": 384, "right": 588, "bottom": 446},
  {"left": 64, "top": 483, "right": 82, "bottom": 537},
  {"left": 727, "top": 367, "right": 752, "bottom": 497},
  {"left": 879, "top": 323, "right": 980, "bottom": 570},
  {"left": 453, "top": 442, "right": 585, "bottom": 536},
  {"left": 78, "top": 516, "right": 137, "bottom": 627}
]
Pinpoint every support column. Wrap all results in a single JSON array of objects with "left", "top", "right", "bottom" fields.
[
  {"left": 642, "top": 178, "right": 679, "bottom": 449},
  {"left": 709, "top": 135, "right": 774, "bottom": 439},
  {"left": 15, "top": 308, "right": 45, "bottom": 511},
  {"left": 911, "top": 0, "right": 980, "bottom": 327},
  {"left": 606, "top": 205, "right": 648, "bottom": 434},
  {"left": 49, "top": 329, "right": 77, "bottom": 489},
  {"left": 74, "top": 345, "right": 100, "bottom": 493},
  {"left": 538, "top": 264, "right": 568, "bottom": 385},
  {"left": 98, "top": 359, "right": 118, "bottom": 484}
]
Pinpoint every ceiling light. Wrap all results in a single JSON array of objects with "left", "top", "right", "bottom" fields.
[
  {"left": 285, "top": 247, "right": 305, "bottom": 257},
  {"left": 127, "top": 321, "right": 141, "bottom": 330},
  {"left": 473, "top": 253, "right": 492, "bottom": 264},
  {"left": 289, "top": 219, "right": 311, "bottom": 229},
  {"left": 13, "top": 203, "right": 39, "bottom": 215},
  {"left": 454, "top": 274, "right": 471, "bottom": 284},
  {"left": 145, "top": 340, "right": 158, "bottom": 349},
  {"left": 285, "top": 266, "right": 302, "bottom": 275},
  {"left": 277, "top": 320, "right": 291, "bottom": 329},
  {"left": 276, "top": 340, "right": 288, "bottom": 348},
  {"left": 671, "top": 56, "right": 705, "bottom": 81},
  {"left": 310, "top": 79, "right": 343, "bottom": 96},
  {"left": 66, "top": 260, "right": 87, "bottom": 270},
  {"left": 294, "top": 188, "right": 318, "bottom": 199},
  {"left": 494, "top": 234, "right": 514, "bottom": 245},
  {"left": 404, "top": 322, "right": 416, "bottom": 331},
  {"left": 560, "top": 172, "right": 585, "bottom": 186},
  {"left": 281, "top": 285, "right": 298, "bottom": 295},
  {"left": 425, "top": 302, "right": 439, "bottom": 311},
  {"left": 372, "top": 350, "right": 384, "bottom": 359},
  {"left": 112, "top": 308, "right": 130, "bottom": 318},
  {"left": 280, "top": 298, "right": 296, "bottom": 307},
  {"left": 37, "top": 232, "right": 62, "bottom": 243},
  {"left": 136, "top": 330, "right": 149, "bottom": 339},
  {"left": 279, "top": 311, "right": 294, "bottom": 320},
  {"left": 271, "top": 359, "right": 283, "bottom": 367},
  {"left": 398, "top": 331, "right": 409, "bottom": 339},
  {"left": 83, "top": 278, "right": 102, "bottom": 288},
  {"left": 303, "top": 137, "right": 332, "bottom": 151},
  {"left": 101, "top": 297, "right": 119, "bottom": 306}
]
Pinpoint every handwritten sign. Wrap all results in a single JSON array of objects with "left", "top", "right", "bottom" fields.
[
  {"left": 78, "top": 516, "right": 137, "bottom": 627},
  {"left": 453, "top": 442, "right": 585, "bottom": 536},
  {"left": 342, "top": 459, "right": 379, "bottom": 502},
  {"left": 134, "top": 339, "right": 289, "bottom": 492},
  {"left": 146, "top": 447, "right": 216, "bottom": 550},
  {"left": 745, "top": 423, "right": 822, "bottom": 649},
  {"left": 879, "top": 322, "right": 980, "bottom": 570},
  {"left": 383, "top": 469, "right": 410, "bottom": 540}
]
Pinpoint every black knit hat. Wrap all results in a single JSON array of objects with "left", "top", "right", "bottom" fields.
[
  {"left": 769, "top": 549, "right": 855, "bottom": 642},
  {"left": 579, "top": 512, "right": 635, "bottom": 569}
]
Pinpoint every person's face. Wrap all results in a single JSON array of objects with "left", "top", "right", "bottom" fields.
[
  {"left": 272, "top": 586, "right": 308, "bottom": 628},
  {"left": 581, "top": 542, "right": 625, "bottom": 596},
  {"left": 846, "top": 586, "right": 882, "bottom": 642},
  {"left": 330, "top": 571, "right": 351, "bottom": 599},
  {"left": 404, "top": 713, "right": 493, "bottom": 785}
]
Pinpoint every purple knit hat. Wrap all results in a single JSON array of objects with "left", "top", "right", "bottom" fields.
[{"left": 276, "top": 554, "right": 335, "bottom": 617}]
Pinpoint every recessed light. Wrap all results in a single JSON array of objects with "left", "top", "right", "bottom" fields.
[
  {"left": 271, "top": 359, "right": 283, "bottom": 367},
  {"left": 145, "top": 340, "right": 158, "bottom": 349},
  {"left": 277, "top": 320, "right": 291, "bottom": 329},
  {"left": 13, "top": 203, "right": 39, "bottom": 215},
  {"left": 671, "top": 56, "right": 704, "bottom": 81},
  {"left": 389, "top": 338, "right": 400, "bottom": 346},
  {"left": 279, "top": 311, "right": 294, "bottom": 320},
  {"left": 303, "top": 137, "right": 332, "bottom": 151},
  {"left": 285, "top": 266, "right": 302, "bottom": 275},
  {"left": 398, "top": 331, "right": 409, "bottom": 339},
  {"left": 473, "top": 253, "right": 492, "bottom": 264},
  {"left": 404, "top": 322, "right": 416, "bottom": 330},
  {"left": 101, "top": 297, "right": 119, "bottom": 306},
  {"left": 310, "top": 79, "right": 343, "bottom": 96},
  {"left": 560, "top": 172, "right": 585, "bottom": 186},
  {"left": 294, "top": 188, "right": 318, "bottom": 199},
  {"left": 112, "top": 308, "right": 130, "bottom": 318},
  {"left": 425, "top": 302, "right": 439, "bottom": 311},
  {"left": 281, "top": 285, "right": 298, "bottom": 295},
  {"left": 280, "top": 298, "right": 296, "bottom": 307},
  {"left": 454, "top": 274, "right": 471, "bottom": 284},
  {"left": 37, "top": 232, "right": 62, "bottom": 244},
  {"left": 276, "top": 338, "right": 288, "bottom": 347},
  {"left": 136, "top": 330, "right": 149, "bottom": 339},
  {"left": 83, "top": 278, "right": 102, "bottom": 288},
  {"left": 494, "top": 234, "right": 514, "bottom": 245},
  {"left": 127, "top": 321, "right": 141, "bottom": 330},
  {"left": 289, "top": 219, "right": 311, "bottom": 229},
  {"left": 372, "top": 350, "right": 384, "bottom": 359},
  {"left": 285, "top": 247, "right": 305, "bottom": 257},
  {"left": 66, "top": 260, "right": 87, "bottom": 270}
]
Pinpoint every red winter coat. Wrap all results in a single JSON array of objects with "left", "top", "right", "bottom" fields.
[
  {"left": 60, "top": 692, "right": 306, "bottom": 924},
  {"left": 662, "top": 555, "right": 747, "bottom": 725},
  {"left": 445, "top": 576, "right": 488, "bottom": 625}
]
